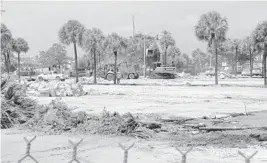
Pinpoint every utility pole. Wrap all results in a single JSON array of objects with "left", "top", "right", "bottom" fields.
[{"left": 132, "top": 15, "right": 135, "bottom": 37}]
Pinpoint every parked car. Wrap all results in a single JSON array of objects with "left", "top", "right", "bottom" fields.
[
  {"left": 241, "top": 69, "right": 250, "bottom": 76},
  {"left": 252, "top": 68, "right": 262, "bottom": 77},
  {"left": 37, "top": 71, "right": 68, "bottom": 81}
]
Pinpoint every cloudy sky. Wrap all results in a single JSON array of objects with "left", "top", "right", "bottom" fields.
[{"left": 2, "top": 1, "right": 267, "bottom": 58}]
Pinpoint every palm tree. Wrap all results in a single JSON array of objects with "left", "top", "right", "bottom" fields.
[
  {"left": 82, "top": 28, "right": 104, "bottom": 84},
  {"left": 195, "top": 11, "right": 228, "bottom": 85},
  {"left": 252, "top": 21, "right": 267, "bottom": 86},
  {"left": 104, "top": 33, "right": 128, "bottom": 84},
  {"left": 1, "top": 23, "right": 13, "bottom": 74},
  {"left": 12, "top": 38, "right": 29, "bottom": 80},
  {"left": 58, "top": 20, "right": 85, "bottom": 83}
]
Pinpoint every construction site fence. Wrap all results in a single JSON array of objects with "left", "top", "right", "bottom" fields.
[{"left": 16, "top": 136, "right": 259, "bottom": 163}]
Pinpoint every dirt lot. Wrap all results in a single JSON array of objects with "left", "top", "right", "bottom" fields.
[
  {"left": 35, "top": 82, "right": 267, "bottom": 118},
  {"left": 1, "top": 78, "right": 267, "bottom": 163}
]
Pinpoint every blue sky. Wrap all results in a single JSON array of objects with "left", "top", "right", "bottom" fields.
[{"left": 2, "top": 1, "right": 267, "bottom": 58}]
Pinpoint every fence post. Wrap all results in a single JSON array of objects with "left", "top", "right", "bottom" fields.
[
  {"left": 238, "top": 151, "right": 258, "bottom": 163},
  {"left": 119, "top": 142, "right": 134, "bottom": 163},
  {"left": 18, "top": 136, "right": 38, "bottom": 163},
  {"left": 68, "top": 139, "right": 83, "bottom": 163},
  {"left": 175, "top": 147, "right": 193, "bottom": 163}
]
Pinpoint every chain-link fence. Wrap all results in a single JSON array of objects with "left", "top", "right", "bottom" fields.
[{"left": 15, "top": 136, "right": 260, "bottom": 163}]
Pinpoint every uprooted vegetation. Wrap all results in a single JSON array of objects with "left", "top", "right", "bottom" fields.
[
  {"left": 23, "top": 99, "right": 155, "bottom": 139},
  {"left": 1, "top": 78, "right": 37, "bottom": 129}
]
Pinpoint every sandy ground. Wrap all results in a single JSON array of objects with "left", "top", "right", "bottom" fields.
[
  {"left": 2, "top": 129, "right": 267, "bottom": 163},
  {"left": 35, "top": 83, "right": 267, "bottom": 118}
]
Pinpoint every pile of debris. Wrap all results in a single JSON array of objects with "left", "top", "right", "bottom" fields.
[
  {"left": 23, "top": 99, "right": 88, "bottom": 134},
  {"left": 75, "top": 109, "right": 155, "bottom": 139},
  {"left": 22, "top": 99, "right": 155, "bottom": 138},
  {"left": 1, "top": 78, "right": 37, "bottom": 129},
  {"left": 25, "top": 80, "right": 87, "bottom": 97}
]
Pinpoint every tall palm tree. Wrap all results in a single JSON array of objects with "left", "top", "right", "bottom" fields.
[
  {"left": 12, "top": 38, "right": 29, "bottom": 80},
  {"left": 195, "top": 11, "right": 228, "bottom": 85},
  {"left": 104, "top": 33, "right": 128, "bottom": 84},
  {"left": 1, "top": 23, "right": 13, "bottom": 74},
  {"left": 58, "top": 20, "right": 85, "bottom": 83},
  {"left": 252, "top": 21, "right": 267, "bottom": 86},
  {"left": 82, "top": 28, "right": 105, "bottom": 84}
]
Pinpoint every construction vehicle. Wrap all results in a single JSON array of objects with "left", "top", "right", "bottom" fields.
[
  {"left": 101, "top": 63, "right": 140, "bottom": 81},
  {"left": 147, "top": 34, "right": 176, "bottom": 79}
]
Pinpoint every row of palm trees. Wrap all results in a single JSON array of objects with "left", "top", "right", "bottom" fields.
[
  {"left": 58, "top": 20, "right": 128, "bottom": 84},
  {"left": 195, "top": 11, "right": 267, "bottom": 85},
  {"left": 1, "top": 23, "right": 29, "bottom": 80}
]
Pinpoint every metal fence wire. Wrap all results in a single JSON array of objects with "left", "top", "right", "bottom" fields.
[{"left": 16, "top": 136, "right": 259, "bottom": 163}]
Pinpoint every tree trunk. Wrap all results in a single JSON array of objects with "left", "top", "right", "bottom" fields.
[
  {"left": 261, "top": 50, "right": 264, "bottom": 77},
  {"left": 98, "top": 52, "right": 101, "bottom": 69},
  {"left": 235, "top": 47, "right": 238, "bottom": 75},
  {"left": 6, "top": 51, "right": 11, "bottom": 75},
  {"left": 249, "top": 50, "right": 253, "bottom": 77},
  {"left": 263, "top": 49, "right": 267, "bottom": 86},
  {"left": 93, "top": 48, "right": 97, "bottom": 84},
  {"left": 3, "top": 52, "right": 9, "bottom": 74},
  {"left": 17, "top": 52, "right": 21, "bottom": 81},
  {"left": 114, "top": 51, "right": 117, "bottom": 84},
  {"left": 213, "top": 37, "right": 218, "bottom": 85},
  {"left": 73, "top": 42, "right": 78, "bottom": 83}
]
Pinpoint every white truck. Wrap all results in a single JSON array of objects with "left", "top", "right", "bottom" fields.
[{"left": 37, "top": 71, "right": 68, "bottom": 81}]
